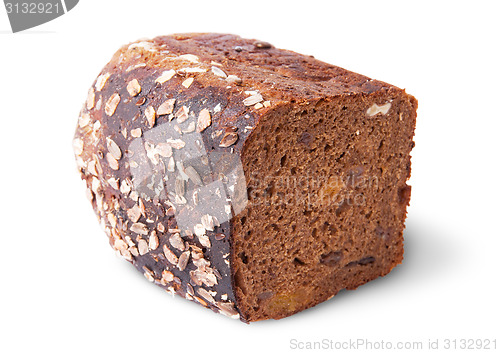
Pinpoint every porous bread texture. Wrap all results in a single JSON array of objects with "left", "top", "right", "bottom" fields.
[
  {"left": 233, "top": 93, "right": 416, "bottom": 321},
  {"left": 73, "top": 33, "right": 417, "bottom": 323}
]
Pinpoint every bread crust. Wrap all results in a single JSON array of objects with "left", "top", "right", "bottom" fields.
[{"left": 73, "top": 33, "right": 416, "bottom": 322}]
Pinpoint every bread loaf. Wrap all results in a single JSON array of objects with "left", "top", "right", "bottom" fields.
[{"left": 73, "top": 33, "right": 417, "bottom": 322}]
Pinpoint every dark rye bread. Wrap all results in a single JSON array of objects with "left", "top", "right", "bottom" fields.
[{"left": 73, "top": 33, "right": 417, "bottom": 322}]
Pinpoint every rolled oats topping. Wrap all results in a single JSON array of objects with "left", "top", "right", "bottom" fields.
[
  {"left": 145, "top": 106, "right": 156, "bottom": 128},
  {"left": 182, "top": 77, "right": 194, "bottom": 88},
  {"left": 95, "top": 72, "right": 111, "bottom": 92},
  {"left": 163, "top": 244, "right": 179, "bottom": 265},
  {"left": 155, "top": 69, "right": 176, "bottom": 84},
  {"left": 105, "top": 93, "right": 120, "bottom": 116},
  {"left": 86, "top": 87, "right": 95, "bottom": 110},
  {"left": 126, "top": 79, "right": 142, "bottom": 97},
  {"left": 243, "top": 93, "right": 263, "bottom": 106},
  {"left": 196, "top": 108, "right": 211, "bottom": 132},
  {"left": 157, "top": 99, "right": 176, "bottom": 116},
  {"left": 211, "top": 66, "right": 227, "bottom": 78}
]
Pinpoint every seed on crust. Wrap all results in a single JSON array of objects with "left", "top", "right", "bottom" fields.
[
  {"left": 166, "top": 138, "right": 186, "bottom": 149},
  {"left": 167, "top": 156, "right": 175, "bottom": 172},
  {"left": 219, "top": 132, "right": 238, "bottom": 147},
  {"left": 145, "top": 106, "right": 156, "bottom": 128},
  {"left": 143, "top": 267, "right": 155, "bottom": 282},
  {"left": 73, "top": 138, "right": 84, "bottom": 156},
  {"left": 179, "top": 67, "right": 207, "bottom": 74},
  {"left": 203, "top": 271, "right": 218, "bottom": 286},
  {"left": 156, "top": 143, "right": 173, "bottom": 158},
  {"left": 186, "top": 283, "right": 195, "bottom": 296},
  {"left": 190, "top": 270, "right": 203, "bottom": 286},
  {"left": 182, "top": 77, "right": 194, "bottom": 88},
  {"left": 185, "top": 165, "right": 203, "bottom": 186},
  {"left": 226, "top": 75, "right": 242, "bottom": 85},
  {"left": 197, "top": 287, "right": 216, "bottom": 304},
  {"left": 108, "top": 178, "right": 119, "bottom": 190},
  {"left": 211, "top": 66, "right": 227, "bottom": 78},
  {"left": 175, "top": 178, "right": 185, "bottom": 197},
  {"left": 126, "top": 63, "right": 146, "bottom": 72},
  {"left": 79, "top": 113, "right": 91, "bottom": 128},
  {"left": 113, "top": 238, "right": 128, "bottom": 251},
  {"left": 146, "top": 233, "right": 158, "bottom": 252},
  {"left": 169, "top": 233, "right": 185, "bottom": 251},
  {"left": 194, "top": 223, "right": 206, "bottom": 237},
  {"left": 130, "top": 222, "right": 148, "bottom": 235},
  {"left": 157, "top": 98, "right": 176, "bottom": 115},
  {"left": 183, "top": 121, "right": 196, "bottom": 133},
  {"left": 105, "top": 93, "right": 120, "bottom": 116},
  {"left": 86, "top": 87, "right": 95, "bottom": 110},
  {"left": 178, "top": 54, "right": 200, "bottom": 63},
  {"left": 198, "top": 234, "right": 211, "bottom": 248},
  {"left": 106, "top": 153, "right": 119, "bottom": 170},
  {"left": 126, "top": 79, "right": 141, "bottom": 97},
  {"left": 163, "top": 244, "right": 179, "bottom": 265},
  {"left": 174, "top": 105, "right": 189, "bottom": 123},
  {"left": 215, "top": 233, "right": 226, "bottom": 241},
  {"left": 87, "top": 160, "right": 98, "bottom": 176},
  {"left": 161, "top": 270, "right": 174, "bottom": 283},
  {"left": 127, "top": 204, "right": 141, "bottom": 222},
  {"left": 95, "top": 72, "right": 111, "bottom": 91},
  {"left": 254, "top": 41, "right": 272, "bottom": 49},
  {"left": 138, "top": 239, "right": 149, "bottom": 255},
  {"left": 106, "top": 138, "right": 122, "bottom": 160},
  {"left": 242, "top": 93, "right": 263, "bottom": 106},
  {"left": 120, "top": 249, "right": 132, "bottom": 261},
  {"left": 217, "top": 302, "right": 240, "bottom": 319},
  {"left": 201, "top": 214, "right": 215, "bottom": 231},
  {"left": 119, "top": 178, "right": 131, "bottom": 195},
  {"left": 178, "top": 251, "right": 190, "bottom": 271},
  {"left": 196, "top": 108, "right": 211, "bottom": 132},
  {"left": 155, "top": 69, "right": 176, "bottom": 84},
  {"left": 107, "top": 213, "right": 117, "bottom": 228},
  {"left": 135, "top": 96, "right": 146, "bottom": 106},
  {"left": 130, "top": 128, "right": 142, "bottom": 138}
]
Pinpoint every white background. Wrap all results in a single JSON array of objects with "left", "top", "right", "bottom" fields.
[{"left": 1, "top": 1, "right": 499, "bottom": 352}]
